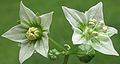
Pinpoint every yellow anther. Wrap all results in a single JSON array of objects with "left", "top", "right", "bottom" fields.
[
  {"left": 88, "top": 19, "right": 97, "bottom": 28},
  {"left": 89, "top": 19, "right": 97, "bottom": 22},
  {"left": 89, "top": 21, "right": 95, "bottom": 25},
  {"left": 26, "top": 27, "right": 40, "bottom": 41},
  {"left": 92, "top": 31, "right": 98, "bottom": 36},
  {"left": 102, "top": 26, "right": 108, "bottom": 31}
]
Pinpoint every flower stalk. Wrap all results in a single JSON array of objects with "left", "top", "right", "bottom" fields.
[
  {"left": 63, "top": 55, "right": 69, "bottom": 64},
  {"left": 49, "top": 37, "right": 66, "bottom": 51}
]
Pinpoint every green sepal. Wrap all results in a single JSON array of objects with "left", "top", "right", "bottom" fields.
[
  {"left": 76, "top": 44, "right": 95, "bottom": 63},
  {"left": 77, "top": 53, "right": 95, "bottom": 63}
]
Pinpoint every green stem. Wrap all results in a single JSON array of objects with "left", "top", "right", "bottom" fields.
[
  {"left": 63, "top": 55, "right": 69, "bottom": 64},
  {"left": 49, "top": 37, "right": 66, "bottom": 51}
]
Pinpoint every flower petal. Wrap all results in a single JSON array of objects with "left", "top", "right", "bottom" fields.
[
  {"left": 1, "top": 25, "right": 27, "bottom": 43},
  {"left": 72, "top": 28, "right": 86, "bottom": 44},
  {"left": 62, "top": 6, "right": 86, "bottom": 28},
  {"left": 19, "top": 43, "right": 34, "bottom": 64},
  {"left": 20, "top": 1, "right": 36, "bottom": 27},
  {"left": 106, "top": 26, "right": 118, "bottom": 37},
  {"left": 91, "top": 35, "right": 119, "bottom": 56},
  {"left": 85, "top": 2, "right": 103, "bottom": 22},
  {"left": 34, "top": 32, "right": 49, "bottom": 57},
  {"left": 40, "top": 12, "right": 54, "bottom": 31}
]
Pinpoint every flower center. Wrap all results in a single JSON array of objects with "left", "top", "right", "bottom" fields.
[
  {"left": 26, "top": 27, "right": 42, "bottom": 41},
  {"left": 81, "top": 19, "right": 108, "bottom": 40}
]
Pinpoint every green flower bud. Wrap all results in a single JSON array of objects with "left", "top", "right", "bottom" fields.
[
  {"left": 76, "top": 44, "right": 95, "bottom": 63},
  {"left": 48, "top": 49, "right": 60, "bottom": 60},
  {"left": 78, "top": 54, "right": 95, "bottom": 63}
]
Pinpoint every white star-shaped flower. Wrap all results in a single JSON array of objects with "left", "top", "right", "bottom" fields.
[
  {"left": 62, "top": 2, "right": 119, "bottom": 56},
  {"left": 2, "top": 1, "right": 54, "bottom": 64}
]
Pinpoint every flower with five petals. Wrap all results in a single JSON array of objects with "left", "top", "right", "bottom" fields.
[
  {"left": 62, "top": 2, "right": 119, "bottom": 56},
  {"left": 2, "top": 1, "right": 54, "bottom": 64}
]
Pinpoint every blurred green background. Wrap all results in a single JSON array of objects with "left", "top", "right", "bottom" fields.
[{"left": 0, "top": 0, "right": 120, "bottom": 64}]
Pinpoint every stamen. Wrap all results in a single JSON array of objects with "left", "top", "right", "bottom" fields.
[{"left": 26, "top": 27, "right": 41, "bottom": 41}]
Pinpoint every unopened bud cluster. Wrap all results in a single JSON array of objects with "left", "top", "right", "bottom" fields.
[{"left": 48, "top": 49, "right": 60, "bottom": 60}]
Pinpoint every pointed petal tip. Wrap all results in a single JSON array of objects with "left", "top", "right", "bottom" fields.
[
  {"left": 46, "top": 11, "right": 54, "bottom": 15},
  {"left": 51, "top": 11, "right": 54, "bottom": 14},
  {"left": 44, "top": 54, "right": 48, "bottom": 58},
  {"left": 36, "top": 50, "right": 48, "bottom": 58},
  {"left": 113, "top": 52, "right": 119, "bottom": 56},
  {"left": 93, "top": 2, "right": 103, "bottom": 8},
  {"left": 62, "top": 6, "right": 71, "bottom": 13},
  {"left": 20, "top": 1, "right": 23, "bottom": 5},
  {"left": 116, "top": 54, "right": 119, "bottom": 56},
  {"left": 1, "top": 34, "right": 4, "bottom": 37},
  {"left": 106, "top": 49, "right": 119, "bottom": 56},
  {"left": 19, "top": 43, "right": 34, "bottom": 64},
  {"left": 1, "top": 33, "right": 7, "bottom": 38},
  {"left": 20, "top": 0, "right": 26, "bottom": 8},
  {"left": 115, "top": 28, "right": 118, "bottom": 34},
  {"left": 99, "top": 2, "right": 103, "bottom": 4},
  {"left": 20, "top": 0, "right": 22, "bottom": 3},
  {"left": 62, "top": 6, "right": 65, "bottom": 8},
  {"left": 20, "top": 1, "right": 24, "bottom": 8},
  {"left": 50, "top": 11, "right": 54, "bottom": 15},
  {"left": 19, "top": 58, "right": 23, "bottom": 64},
  {"left": 62, "top": 6, "right": 67, "bottom": 9},
  {"left": 98, "top": 1, "right": 103, "bottom": 6}
]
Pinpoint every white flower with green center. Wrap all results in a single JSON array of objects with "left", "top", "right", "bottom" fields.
[
  {"left": 62, "top": 2, "right": 119, "bottom": 56},
  {"left": 1, "top": 1, "right": 53, "bottom": 64}
]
